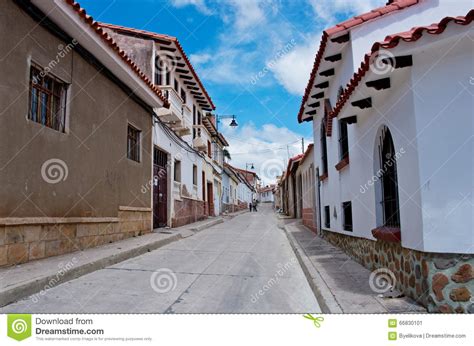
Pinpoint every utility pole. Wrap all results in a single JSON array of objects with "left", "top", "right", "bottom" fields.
[{"left": 301, "top": 137, "right": 305, "bottom": 154}]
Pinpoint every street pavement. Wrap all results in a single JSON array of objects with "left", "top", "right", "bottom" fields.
[{"left": 1, "top": 204, "right": 320, "bottom": 313}]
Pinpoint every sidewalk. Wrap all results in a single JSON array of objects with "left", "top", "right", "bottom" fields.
[
  {"left": 283, "top": 220, "right": 426, "bottom": 313},
  {"left": 0, "top": 216, "right": 224, "bottom": 307}
]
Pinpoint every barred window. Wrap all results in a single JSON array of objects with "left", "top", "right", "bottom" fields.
[{"left": 28, "top": 64, "right": 67, "bottom": 132}]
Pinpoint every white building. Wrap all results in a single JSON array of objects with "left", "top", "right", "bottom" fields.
[
  {"left": 298, "top": 0, "right": 473, "bottom": 312},
  {"left": 102, "top": 24, "right": 229, "bottom": 226},
  {"left": 257, "top": 185, "right": 275, "bottom": 203}
]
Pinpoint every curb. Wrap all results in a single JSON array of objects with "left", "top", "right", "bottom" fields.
[
  {"left": 282, "top": 222, "right": 344, "bottom": 313},
  {"left": 0, "top": 233, "right": 181, "bottom": 307},
  {"left": 189, "top": 217, "right": 224, "bottom": 232}
]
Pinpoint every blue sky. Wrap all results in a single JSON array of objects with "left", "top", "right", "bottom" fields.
[{"left": 80, "top": 0, "right": 385, "bottom": 183}]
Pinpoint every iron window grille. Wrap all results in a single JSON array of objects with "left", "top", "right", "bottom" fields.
[
  {"left": 378, "top": 127, "right": 401, "bottom": 228},
  {"left": 339, "top": 120, "right": 349, "bottom": 160}
]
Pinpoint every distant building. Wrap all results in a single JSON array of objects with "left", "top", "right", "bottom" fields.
[{"left": 257, "top": 185, "right": 275, "bottom": 203}]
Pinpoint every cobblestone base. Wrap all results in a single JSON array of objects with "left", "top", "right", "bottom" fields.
[{"left": 321, "top": 230, "right": 473, "bottom": 313}]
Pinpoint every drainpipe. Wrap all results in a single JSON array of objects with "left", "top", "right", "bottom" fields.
[{"left": 316, "top": 167, "right": 322, "bottom": 236}]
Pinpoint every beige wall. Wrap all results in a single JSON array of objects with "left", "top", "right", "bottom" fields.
[{"left": 0, "top": 0, "right": 153, "bottom": 219}]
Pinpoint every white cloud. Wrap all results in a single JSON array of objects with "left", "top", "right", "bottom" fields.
[
  {"left": 189, "top": 53, "right": 212, "bottom": 65},
  {"left": 309, "top": 0, "right": 384, "bottom": 24},
  {"left": 170, "top": 0, "right": 212, "bottom": 15},
  {"left": 170, "top": 0, "right": 386, "bottom": 95},
  {"left": 221, "top": 122, "right": 313, "bottom": 184},
  {"left": 270, "top": 35, "right": 320, "bottom": 95}
]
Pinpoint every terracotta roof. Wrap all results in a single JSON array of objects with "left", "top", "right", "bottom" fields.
[
  {"left": 64, "top": 0, "right": 169, "bottom": 108},
  {"left": 285, "top": 154, "right": 304, "bottom": 178},
  {"left": 98, "top": 22, "right": 215, "bottom": 110},
  {"left": 331, "top": 10, "right": 474, "bottom": 120},
  {"left": 297, "top": 0, "right": 419, "bottom": 123},
  {"left": 299, "top": 143, "right": 314, "bottom": 165}
]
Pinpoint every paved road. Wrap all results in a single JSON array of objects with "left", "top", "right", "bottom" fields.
[{"left": 2, "top": 204, "right": 320, "bottom": 313}]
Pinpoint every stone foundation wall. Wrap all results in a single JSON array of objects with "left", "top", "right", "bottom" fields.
[
  {"left": 0, "top": 208, "right": 152, "bottom": 267},
  {"left": 172, "top": 198, "right": 206, "bottom": 227},
  {"left": 222, "top": 202, "right": 248, "bottom": 214},
  {"left": 302, "top": 207, "right": 316, "bottom": 233},
  {"left": 321, "top": 230, "right": 473, "bottom": 313}
]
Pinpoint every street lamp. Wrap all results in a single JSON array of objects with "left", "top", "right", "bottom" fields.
[
  {"left": 246, "top": 163, "right": 255, "bottom": 170},
  {"left": 212, "top": 114, "right": 238, "bottom": 132}
]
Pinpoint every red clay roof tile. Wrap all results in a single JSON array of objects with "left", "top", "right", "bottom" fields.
[
  {"left": 297, "top": 0, "right": 419, "bottom": 123},
  {"left": 64, "top": 0, "right": 170, "bottom": 108},
  {"left": 98, "top": 22, "right": 215, "bottom": 110},
  {"left": 330, "top": 10, "right": 474, "bottom": 121}
]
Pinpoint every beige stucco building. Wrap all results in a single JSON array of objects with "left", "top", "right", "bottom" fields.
[{"left": 0, "top": 0, "right": 169, "bottom": 266}]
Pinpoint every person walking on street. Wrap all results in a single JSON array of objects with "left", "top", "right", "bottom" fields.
[
  {"left": 249, "top": 202, "right": 253, "bottom": 212},
  {"left": 253, "top": 200, "right": 258, "bottom": 212}
]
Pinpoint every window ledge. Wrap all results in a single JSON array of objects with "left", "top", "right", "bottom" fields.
[
  {"left": 371, "top": 226, "right": 401, "bottom": 243},
  {"left": 335, "top": 155, "right": 349, "bottom": 171},
  {"left": 320, "top": 173, "right": 328, "bottom": 181}
]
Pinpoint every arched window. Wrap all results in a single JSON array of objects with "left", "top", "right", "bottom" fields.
[{"left": 377, "top": 127, "right": 400, "bottom": 227}]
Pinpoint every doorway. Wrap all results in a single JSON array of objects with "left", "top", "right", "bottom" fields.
[{"left": 153, "top": 147, "right": 168, "bottom": 228}]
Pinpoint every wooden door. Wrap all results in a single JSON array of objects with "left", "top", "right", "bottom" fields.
[
  {"left": 207, "top": 182, "right": 214, "bottom": 217},
  {"left": 153, "top": 148, "right": 168, "bottom": 228}
]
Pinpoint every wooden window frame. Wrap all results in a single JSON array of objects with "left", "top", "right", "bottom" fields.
[
  {"left": 127, "top": 124, "right": 141, "bottom": 162},
  {"left": 28, "top": 64, "right": 68, "bottom": 132},
  {"left": 174, "top": 160, "right": 181, "bottom": 182}
]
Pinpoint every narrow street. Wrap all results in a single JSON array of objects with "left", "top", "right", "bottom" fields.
[{"left": 1, "top": 205, "right": 320, "bottom": 313}]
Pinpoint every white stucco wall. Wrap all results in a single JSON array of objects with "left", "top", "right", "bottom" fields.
[
  {"left": 313, "top": 16, "right": 472, "bottom": 254},
  {"left": 409, "top": 30, "right": 473, "bottom": 253},
  {"left": 350, "top": 0, "right": 472, "bottom": 74}
]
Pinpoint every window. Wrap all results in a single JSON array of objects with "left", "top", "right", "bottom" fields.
[
  {"left": 321, "top": 121, "right": 328, "bottom": 175},
  {"left": 127, "top": 125, "right": 141, "bottom": 162},
  {"left": 174, "top": 160, "right": 181, "bottom": 182},
  {"left": 193, "top": 165, "right": 197, "bottom": 185},
  {"left": 174, "top": 78, "right": 179, "bottom": 93},
  {"left": 193, "top": 105, "right": 196, "bottom": 139},
  {"left": 28, "top": 64, "right": 67, "bottom": 132},
  {"left": 181, "top": 88, "right": 186, "bottom": 103},
  {"left": 154, "top": 56, "right": 170, "bottom": 85},
  {"left": 153, "top": 147, "right": 167, "bottom": 167},
  {"left": 378, "top": 127, "right": 400, "bottom": 227},
  {"left": 339, "top": 119, "right": 349, "bottom": 160},
  {"left": 207, "top": 140, "right": 212, "bottom": 158},
  {"left": 324, "top": 206, "right": 330, "bottom": 228},
  {"left": 342, "top": 201, "right": 353, "bottom": 231}
]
